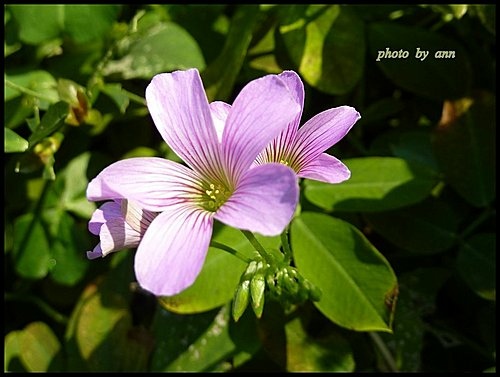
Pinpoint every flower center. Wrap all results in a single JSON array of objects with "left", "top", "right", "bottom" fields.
[
  {"left": 201, "top": 182, "right": 231, "bottom": 212},
  {"left": 279, "top": 156, "right": 303, "bottom": 174}
]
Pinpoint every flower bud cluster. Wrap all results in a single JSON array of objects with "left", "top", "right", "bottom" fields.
[{"left": 232, "top": 251, "right": 321, "bottom": 321}]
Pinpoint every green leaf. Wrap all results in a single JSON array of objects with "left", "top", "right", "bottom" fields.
[
  {"left": 456, "top": 233, "right": 495, "bottom": 301},
  {"left": 285, "top": 315, "right": 355, "bottom": 371},
  {"left": 12, "top": 213, "right": 52, "bottom": 279},
  {"left": 5, "top": 128, "right": 29, "bottom": 153},
  {"left": 28, "top": 101, "right": 70, "bottom": 148},
  {"left": 65, "top": 256, "right": 152, "bottom": 372},
  {"left": 8, "top": 5, "right": 64, "bottom": 45},
  {"left": 49, "top": 211, "right": 89, "bottom": 286},
  {"left": 365, "top": 198, "right": 458, "bottom": 254},
  {"left": 368, "top": 22, "right": 472, "bottom": 100},
  {"left": 278, "top": 5, "right": 365, "bottom": 94},
  {"left": 159, "top": 222, "right": 280, "bottom": 314},
  {"left": 431, "top": 94, "right": 495, "bottom": 207},
  {"left": 472, "top": 5, "right": 495, "bottom": 35},
  {"left": 18, "top": 322, "right": 62, "bottom": 372},
  {"left": 367, "top": 129, "right": 439, "bottom": 171},
  {"left": 5, "top": 70, "right": 59, "bottom": 104},
  {"left": 357, "top": 97, "right": 406, "bottom": 126},
  {"left": 202, "top": 5, "right": 260, "bottom": 101},
  {"left": 4, "top": 331, "right": 24, "bottom": 372},
  {"left": 59, "top": 152, "right": 97, "bottom": 219},
  {"left": 8, "top": 5, "right": 120, "bottom": 45},
  {"left": 304, "top": 157, "right": 440, "bottom": 212},
  {"left": 150, "top": 304, "right": 260, "bottom": 372},
  {"left": 4, "top": 96, "right": 36, "bottom": 129},
  {"left": 389, "top": 131, "right": 439, "bottom": 171},
  {"left": 75, "top": 287, "right": 132, "bottom": 371},
  {"left": 103, "top": 22, "right": 205, "bottom": 80},
  {"left": 379, "top": 268, "right": 450, "bottom": 371},
  {"left": 291, "top": 213, "right": 397, "bottom": 332},
  {"left": 63, "top": 5, "right": 121, "bottom": 44},
  {"left": 99, "top": 83, "right": 130, "bottom": 114},
  {"left": 426, "top": 5, "right": 468, "bottom": 20}
]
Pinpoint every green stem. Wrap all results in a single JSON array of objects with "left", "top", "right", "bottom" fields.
[
  {"left": 210, "top": 241, "right": 251, "bottom": 263},
  {"left": 5, "top": 293, "right": 69, "bottom": 325},
  {"left": 280, "top": 227, "right": 292, "bottom": 264},
  {"left": 369, "top": 332, "right": 399, "bottom": 372},
  {"left": 5, "top": 79, "right": 56, "bottom": 103},
  {"left": 122, "top": 88, "right": 147, "bottom": 106},
  {"left": 241, "top": 230, "right": 273, "bottom": 264},
  {"left": 460, "top": 207, "right": 495, "bottom": 241}
]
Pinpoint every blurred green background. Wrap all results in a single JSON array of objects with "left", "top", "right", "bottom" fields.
[{"left": 4, "top": 4, "right": 495, "bottom": 372}]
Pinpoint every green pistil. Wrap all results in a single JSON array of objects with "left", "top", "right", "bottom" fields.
[{"left": 201, "top": 182, "right": 231, "bottom": 212}]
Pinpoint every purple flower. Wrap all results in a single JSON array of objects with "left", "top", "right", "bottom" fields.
[
  {"left": 87, "top": 199, "right": 158, "bottom": 260},
  {"left": 255, "top": 71, "right": 361, "bottom": 183},
  {"left": 86, "top": 69, "right": 301, "bottom": 296}
]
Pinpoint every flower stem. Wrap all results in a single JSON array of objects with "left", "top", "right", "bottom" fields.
[
  {"left": 5, "top": 292, "right": 68, "bottom": 325},
  {"left": 241, "top": 230, "right": 273, "bottom": 264},
  {"left": 369, "top": 332, "right": 399, "bottom": 372},
  {"left": 210, "top": 241, "right": 251, "bottom": 263},
  {"left": 5, "top": 79, "right": 56, "bottom": 103},
  {"left": 460, "top": 207, "right": 495, "bottom": 241},
  {"left": 121, "top": 88, "right": 147, "bottom": 106}
]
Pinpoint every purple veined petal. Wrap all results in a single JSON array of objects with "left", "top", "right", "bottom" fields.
[
  {"left": 298, "top": 153, "right": 351, "bottom": 184},
  {"left": 145, "top": 69, "right": 225, "bottom": 183},
  {"left": 278, "top": 71, "right": 305, "bottom": 110},
  {"left": 134, "top": 204, "right": 214, "bottom": 296},
  {"left": 87, "top": 200, "right": 144, "bottom": 259},
  {"left": 291, "top": 106, "right": 361, "bottom": 169},
  {"left": 87, "top": 244, "right": 104, "bottom": 260},
  {"left": 95, "top": 217, "right": 142, "bottom": 256},
  {"left": 222, "top": 74, "right": 301, "bottom": 183},
  {"left": 215, "top": 163, "right": 299, "bottom": 236},
  {"left": 88, "top": 200, "right": 121, "bottom": 235},
  {"left": 256, "top": 71, "right": 305, "bottom": 166},
  {"left": 210, "top": 101, "right": 231, "bottom": 143},
  {"left": 86, "top": 157, "right": 204, "bottom": 212},
  {"left": 121, "top": 199, "right": 159, "bottom": 234}
]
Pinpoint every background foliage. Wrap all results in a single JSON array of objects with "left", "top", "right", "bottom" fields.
[{"left": 4, "top": 4, "right": 495, "bottom": 372}]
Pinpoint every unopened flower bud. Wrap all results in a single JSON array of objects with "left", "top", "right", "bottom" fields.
[
  {"left": 250, "top": 273, "right": 266, "bottom": 318},
  {"left": 232, "top": 280, "right": 250, "bottom": 322}
]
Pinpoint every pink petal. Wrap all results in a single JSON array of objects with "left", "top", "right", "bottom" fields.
[
  {"left": 222, "top": 74, "right": 301, "bottom": 182},
  {"left": 145, "top": 69, "right": 225, "bottom": 183},
  {"left": 298, "top": 153, "right": 351, "bottom": 184},
  {"left": 121, "top": 199, "right": 158, "bottom": 234},
  {"left": 256, "top": 71, "right": 305, "bottom": 166},
  {"left": 215, "top": 163, "right": 299, "bottom": 236},
  {"left": 210, "top": 101, "right": 231, "bottom": 143},
  {"left": 88, "top": 201, "right": 121, "bottom": 235},
  {"left": 278, "top": 70, "right": 305, "bottom": 110},
  {"left": 134, "top": 204, "right": 214, "bottom": 296},
  {"left": 292, "top": 106, "right": 360, "bottom": 168},
  {"left": 87, "top": 200, "right": 142, "bottom": 259},
  {"left": 86, "top": 157, "right": 204, "bottom": 212},
  {"left": 94, "top": 217, "right": 141, "bottom": 256}
]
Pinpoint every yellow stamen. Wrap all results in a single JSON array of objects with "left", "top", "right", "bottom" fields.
[{"left": 201, "top": 181, "right": 231, "bottom": 212}]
